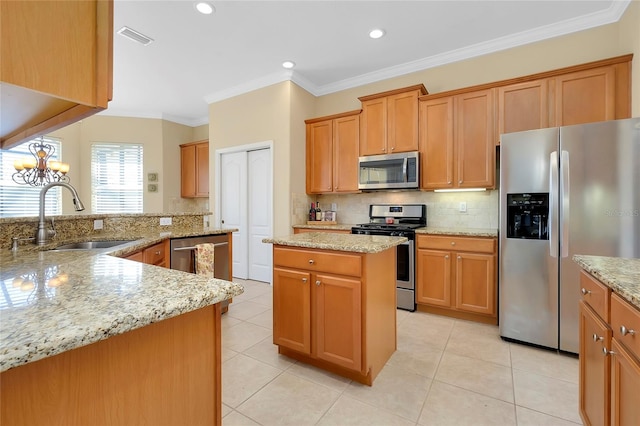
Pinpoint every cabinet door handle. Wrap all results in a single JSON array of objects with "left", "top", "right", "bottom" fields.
[
  {"left": 308, "top": 259, "right": 315, "bottom": 264},
  {"left": 621, "top": 325, "right": 636, "bottom": 336},
  {"left": 581, "top": 288, "right": 591, "bottom": 295},
  {"left": 302, "top": 278, "right": 308, "bottom": 283},
  {"left": 603, "top": 347, "right": 616, "bottom": 356},
  {"left": 155, "top": 251, "right": 161, "bottom": 255},
  {"left": 315, "top": 280, "right": 321, "bottom": 286},
  {"left": 593, "top": 333, "right": 603, "bottom": 342}
]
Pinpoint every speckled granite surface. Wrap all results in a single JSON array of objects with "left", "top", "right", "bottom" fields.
[
  {"left": 415, "top": 227, "right": 498, "bottom": 238},
  {"left": 0, "top": 227, "right": 242, "bottom": 372},
  {"left": 573, "top": 255, "right": 640, "bottom": 309},
  {"left": 263, "top": 232, "right": 407, "bottom": 253}
]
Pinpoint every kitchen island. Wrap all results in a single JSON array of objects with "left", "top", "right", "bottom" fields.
[
  {"left": 263, "top": 232, "right": 406, "bottom": 385},
  {"left": 0, "top": 230, "right": 243, "bottom": 425}
]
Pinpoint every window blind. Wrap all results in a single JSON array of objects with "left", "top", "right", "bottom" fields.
[
  {"left": 91, "top": 143, "right": 143, "bottom": 213},
  {"left": 0, "top": 138, "right": 62, "bottom": 218}
]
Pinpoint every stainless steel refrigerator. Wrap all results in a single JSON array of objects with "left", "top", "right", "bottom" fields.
[{"left": 499, "top": 118, "right": 640, "bottom": 354}]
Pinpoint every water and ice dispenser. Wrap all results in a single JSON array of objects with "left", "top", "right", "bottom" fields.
[{"left": 506, "top": 193, "right": 549, "bottom": 240}]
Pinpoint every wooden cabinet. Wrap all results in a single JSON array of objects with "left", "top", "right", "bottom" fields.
[
  {"left": 305, "top": 111, "right": 360, "bottom": 194},
  {"left": 419, "top": 89, "right": 495, "bottom": 190},
  {"left": 272, "top": 245, "right": 396, "bottom": 385},
  {"left": 497, "top": 79, "right": 549, "bottom": 145},
  {"left": 358, "top": 85, "right": 427, "bottom": 156},
  {"left": 122, "top": 240, "right": 168, "bottom": 268},
  {"left": 1, "top": 0, "right": 113, "bottom": 149},
  {"left": 416, "top": 235, "right": 496, "bottom": 323},
  {"left": 180, "top": 140, "right": 209, "bottom": 198},
  {"left": 578, "top": 269, "right": 640, "bottom": 426}
]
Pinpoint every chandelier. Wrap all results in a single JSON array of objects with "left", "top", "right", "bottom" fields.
[{"left": 12, "top": 137, "right": 70, "bottom": 186}]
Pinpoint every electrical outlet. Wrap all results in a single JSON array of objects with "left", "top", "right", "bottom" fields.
[
  {"left": 459, "top": 202, "right": 467, "bottom": 213},
  {"left": 93, "top": 219, "right": 104, "bottom": 230},
  {"left": 160, "top": 217, "right": 172, "bottom": 226}
]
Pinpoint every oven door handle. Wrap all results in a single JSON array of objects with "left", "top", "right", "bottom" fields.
[{"left": 173, "top": 242, "right": 229, "bottom": 251}]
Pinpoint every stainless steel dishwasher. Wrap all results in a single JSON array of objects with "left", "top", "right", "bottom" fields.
[{"left": 170, "top": 234, "right": 230, "bottom": 280}]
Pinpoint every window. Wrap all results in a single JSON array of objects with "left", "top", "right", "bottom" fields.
[
  {"left": 0, "top": 138, "right": 62, "bottom": 218},
  {"left": 91, "top": 143, "right": 143, "bottom": 213}
]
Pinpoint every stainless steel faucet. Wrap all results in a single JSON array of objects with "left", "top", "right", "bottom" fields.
[{"left": 35, "top": 182, "right": 85, "bottom": 246}]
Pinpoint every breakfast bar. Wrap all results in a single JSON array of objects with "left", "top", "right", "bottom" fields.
[
  {"left": 0, "top": 232, "right": 243, "bottom": 425},
  {"left": 263, "top": 232, "right": 406, "bottom": 385}
]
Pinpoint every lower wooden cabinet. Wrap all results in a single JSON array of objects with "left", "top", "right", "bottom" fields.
[
  {"left": 416, "top": 235, "right": 496, "bottom": 323},
  {"left": 271, "top": 245, "right": 395, "bottom": 385},
  {"left": 122, "top": 240, "right": 169, "bottom": 268},
  {"left": 578, "top": 270, "right": 640, "bottom": 426}
]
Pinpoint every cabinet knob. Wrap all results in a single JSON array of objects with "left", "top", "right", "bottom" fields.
[
  {"left": 603, "top": 347, "right": 616, "bottom": 356},
  {"left": 593, "top": 333, "right": 604, "bottom": 342},
  {"left": 308, "top": 259, "right": 315, "bottom": 264},
  {"left": 448, "top": 181, "right": 452, "bottom": 184},
  {"left": 581, "top": 288, "right": 591, "bottom": 295},
  {"left": 155, "top": 251, "right": 161, "bottom": 255},
  {"left": 391, "top": 147, "right": 395, "bottom": 151},
  {"left": 445, "top": 255, "right": 449, "bottom": 259},
  {"left": 328, "top": 187, "right": 332, "bottom": 190},
  {"left": 451, "top": 242, "right": 456, "bottom": 246},
  {"left": 302, "top": 278, "right": 308, "bottom": 283},
  {"left": 457, "top": 255, "right": 461, "bottom": 260},
  {"left": 315, "top": 280, "right": 321, "bottom": 286},
  {"left": 459, "top": 180, "right": 463, "bottom": 184},
  {"left": 620, "top": 325, "right": 636, "bottom": 336}
]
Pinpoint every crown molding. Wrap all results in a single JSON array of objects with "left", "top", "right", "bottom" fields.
[
  {"left": 203, "top": 69, "right": 295, "bottom": 104},
  {"left": 97, "top": 109, "right": 209, "bottom": 127}
]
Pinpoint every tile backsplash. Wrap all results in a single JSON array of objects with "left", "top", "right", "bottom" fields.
[{"left": 300, "top": 190, "right": 499, "bottom": 229}]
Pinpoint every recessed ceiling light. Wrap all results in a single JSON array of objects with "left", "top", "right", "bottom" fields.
[
  {"left": 369, "top": 29, "right": 385, "bottom": 39},
  {"left": 282, "top": 61, "right": 296, "bottom": 69},
  {"left": 195, "top": 2, "right": 215, "bottom": 15}
]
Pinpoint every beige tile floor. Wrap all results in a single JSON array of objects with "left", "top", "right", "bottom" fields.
[{"left": 222, "top": 279, "right": 583, "bottom": 426}]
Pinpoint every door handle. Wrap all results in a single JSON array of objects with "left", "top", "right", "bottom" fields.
[
  {"left": 549, "top": 151, "right": 559, "bottom": 258},
  {"left": 560, "top": 150, "right": 570, "bottom": 258}
]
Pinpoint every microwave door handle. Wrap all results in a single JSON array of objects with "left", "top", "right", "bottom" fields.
[{"left": 403, "top": 157, "right": 408, "bottom": 182}]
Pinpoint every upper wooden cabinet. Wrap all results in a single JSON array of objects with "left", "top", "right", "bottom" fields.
[
  {"left": 180, "top": 140, "right": 209, "bottom": 198},
  {"left": 358, "top": 85, "right": 427, "bottom": 156},
  {"left": 1, "top": 0, "right": 113, "bottom": 149},
  {"left": 419, "top": 89, "right": 496, "bottom": 190},
  {"left": 498, "top": 79, "right": 549, "bottom": 142},
  {"left": 305, "top": 111, "right": 360, "bottom": 194}
]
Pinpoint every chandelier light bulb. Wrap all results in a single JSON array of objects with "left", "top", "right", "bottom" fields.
[{"left": 12, "top": 137, "right": 71, "bottom": 186}]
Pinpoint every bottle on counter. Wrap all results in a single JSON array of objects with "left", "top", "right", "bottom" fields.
[
  {"left": 309, "top": 203, "right": 316, "bottom": 221},
  {"left": 315, "top": 202, "right": 322, "bottom": 221}
]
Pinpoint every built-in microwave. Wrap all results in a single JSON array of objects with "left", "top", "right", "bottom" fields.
[{"left": 358, "top": 151, "right": 419, "bottom": 190}]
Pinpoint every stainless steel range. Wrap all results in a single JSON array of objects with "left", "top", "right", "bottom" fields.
[{"left": 351, "top": 204, "right": 426, "bottom": 311}]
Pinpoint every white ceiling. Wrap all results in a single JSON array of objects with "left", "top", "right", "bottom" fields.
[{"left": 102, "top": 0, "right": 631, "bottom": 127}]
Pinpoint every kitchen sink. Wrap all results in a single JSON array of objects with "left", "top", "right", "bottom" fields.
[{"left": 52, "top": 240, "right": 136, "bottom": 250}]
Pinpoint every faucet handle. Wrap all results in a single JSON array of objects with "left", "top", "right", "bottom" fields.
[{"left": 49, "top": 218, "right": 57, "bottom": 238}]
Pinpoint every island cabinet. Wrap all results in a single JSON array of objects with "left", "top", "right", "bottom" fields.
[
  {"left": 272, "top": 245, "right": 397, "bottom": 385},
  {"left": 1, "top": 304, "right": 224, "bottom": 426},
  {"left": 122, "top": 240, "right": 169, "bottom": 267},
  {"left": 305, "top": 110, "right": 360, "bottom": 194},
  {"left": 1, "top": 0, "right": 113, "bottom": 149},
  {"left": 358, "top": 84, "right": 427, "bottom": 156},
  {"left": 180, "top": 140, "right": 209, "bottom": 198},
  {"left": 578, "top": 270, "right": 640, "bottom": 426},
  {"left": 419, "top": 89, "right": 495, "bottom": 190},
  {"left": 416, "top": 235, "right": 497, "bottom": 324}
]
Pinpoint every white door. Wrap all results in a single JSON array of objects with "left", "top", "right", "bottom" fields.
[
  {"left": 220, "top": 151, "right": 248, "bottom": 279},
  {"left": 248, "top": 148, "right": 271, "bottom": 282},
  {"left": 218, "top": 143, "right": 273, "bottom": 283}
]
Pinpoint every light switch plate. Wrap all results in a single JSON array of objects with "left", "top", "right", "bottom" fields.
[
  {"left": 160, "top": 217, "right": 172, "bottom": 226},
  {"left": 93, "top": 219, "right": 104, "bottom": 230},
  {"left": 459, "top": 202, "right": 467, "bottom": 213}
]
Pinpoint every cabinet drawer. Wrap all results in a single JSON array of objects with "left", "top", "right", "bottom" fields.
[
  {"left": 579, "top": 271, "right": 610, "bottom": 322},
  {"left": 417, "top": 235, "right": 495, "bottom": 253},
  {"left": 611, "top": 293, "right": 640, "bottom": 359},
  {"left": 143, "top": 242, "right": 166, "bottom": 266},
  {"left": 274, "top": 247, "right": 362, "bottom": 277}
]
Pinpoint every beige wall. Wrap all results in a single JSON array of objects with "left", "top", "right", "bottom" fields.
[
  {"left": 208, "top": 81, "right": 312, "bottom": 235},
  {"left": 619, "top": 0, "right": 640, "bottom": 115},
  {"left": 49, "top": 116, "right": 200, "bottom": 214}
]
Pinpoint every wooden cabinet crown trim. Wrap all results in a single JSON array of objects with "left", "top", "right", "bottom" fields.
[
  {"left": 358, "top": 84, "right": 428, "bottom": 102},
  {"left": 304, "top": 109, "right": 362, "bottom": 124},
  {"left": 418, "top": 54, "right": 633, "bottom": 101},
  {"left": 180, "top": 139, "right": 208, "bottom": 148}
]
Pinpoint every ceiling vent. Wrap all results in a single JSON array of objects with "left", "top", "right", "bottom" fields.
[{"left": 117, "top": 26, "right": 154, "bottom": 46}]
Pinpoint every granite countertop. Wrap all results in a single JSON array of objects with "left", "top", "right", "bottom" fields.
[
  {"left": 263, "top": 232, "right": 407, "bottom": 253},
  {"left": 0, "top": 227, "right": 243, "bottom": 372},
  {"left": 415, "top": 227, "right": 498, "bottom": 238},
  {"left": 573, "top": 255, "right": 640, "bottom": 309}
]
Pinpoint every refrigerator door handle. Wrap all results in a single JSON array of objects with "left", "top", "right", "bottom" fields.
[
  {"left": 560, "top": 150, "right": 570, "bottom": 258},
  {"left": 549, "top": 151, "right": 559, "bottom": 258}
]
